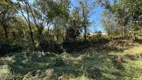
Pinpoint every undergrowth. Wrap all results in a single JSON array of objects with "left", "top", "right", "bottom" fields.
[{"left": 0, "top": 44, "right": 142, "bottom": 80}]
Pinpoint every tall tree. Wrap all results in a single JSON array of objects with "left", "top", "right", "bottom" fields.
[
  {"left": 99, "top": 0, "right": 142, "bottom": 40},
  {"left": 18, "top": 0, "right": 37, "bottom": 50},
  {"left": 79, "top": 0, "right": 95, "bottom": 40},
  {"left": 0, "top": 0, "right": 17, "bottom": 39}
]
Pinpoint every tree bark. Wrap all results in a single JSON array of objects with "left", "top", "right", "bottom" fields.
[
  {"left": 25, "top": 3, "right": 37, "bottom": 50},
  {"left": 3, "top": 25, "right": 8, "bottom": 39},
  {"left": 1, "top": 23, "right": 8, "bottom": 39},
  {"left": 27, "top": 3, "right": 42, "bottom": 44},
  {"left": 84, "top": 26, "right": 87, "bottom": 41}
]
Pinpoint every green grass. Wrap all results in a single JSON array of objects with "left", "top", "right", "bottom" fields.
[{"left": 0, "top": 44, "right": 142, "bottom": 80}]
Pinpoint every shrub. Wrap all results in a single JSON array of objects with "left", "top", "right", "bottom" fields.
[
  {"left": 54, "top": 55, "right": 65, "bottom": 67},
  {"left": 63, "top": 40, "right": 90, "bottom": 52},
  {"left": 39, "top": 40, "right": 63, "bottom": 53},
  {"left": 0, "top": 41, "right": 23, "bottom": 56}
]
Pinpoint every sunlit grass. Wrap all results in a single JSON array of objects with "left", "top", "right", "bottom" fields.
[
  {"left": 0, "top": 43, "right": 142, "bottom": 80},
  {"left": 123, "top": 44, "right": 142, "bottom": 55}
]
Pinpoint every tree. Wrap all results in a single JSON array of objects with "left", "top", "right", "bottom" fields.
[
  {"left": 18, "top": 0, "right": 37, "bottom": 50},
  {"left": 0, "top": 0, "right": 17, "bottom": 39},
  {"left": 66, "top": 7, "right": 82, "bottom": 41},
  {"left": 99, "top": 0, "right": 142, "bottom": 40},
  {"left": 66, "top": 27, "right": 80, "bottom": 41},
  {"left": 79, "top": 0, "right": 95, "bottom": 40},
  {"left": 46, "top": 0, "right": 70, "bottom": 42},
  {"left": 10, "top": 16, "right": 29, "bottom": 41}
]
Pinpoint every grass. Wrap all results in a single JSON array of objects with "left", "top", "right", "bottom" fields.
[{"left": 0, "top": 42, "right": 142, "bottom": 80}]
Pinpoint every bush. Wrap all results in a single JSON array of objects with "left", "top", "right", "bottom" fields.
[
  {"left": 39, "top": 40, "right": 63, "bottom": 53},
  {"left": 91, "top": 36, "right": 110, "bottom": 43},
  {"left": 0, "top": 40, "right": 28, "bottom": 56},
  {"left": 0, "top": 42, "right": 23, "bottom": 56},
  {"left": 54, "top": 55, "right": 65, "bottom": 67},
  {"left": 63, "top": 40, "right": 90, "bottom": 52}
]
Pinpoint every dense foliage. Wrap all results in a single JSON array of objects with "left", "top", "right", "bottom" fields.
[
  {"left": 99, "top": 0, "right": 142, "bottom": 40},
  {"left": 0, "top": 0, "right": 98, "bottom": 55}
]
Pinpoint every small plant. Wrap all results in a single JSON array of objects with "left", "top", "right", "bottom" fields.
[{"left": 54, "top": 55, "right": 65, "bottom": 67}]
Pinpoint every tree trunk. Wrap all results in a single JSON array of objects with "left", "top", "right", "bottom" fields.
[
  {"left": 26, "top": 3, "right": 37, "bottom": 50},
  {"left": 1, "top": 23, "right": 8, "bottom": 39},
  {"left": 27, "top": 3, "right": 42, "bottom": 45},
  {"left": 28, "top": 23, "right": 37, "bottom": 50},
  {"left": 84, "top": 26, "right": 87, "bottom": 41},
  {"left": 4, "top": 26, "right": 8, "bottom": 39},
  {"left": 37, "top": 26, "right": 44, "bottom": 45},
  {"left": 18, "top": 1, "right": 37, "bottom": 50}
]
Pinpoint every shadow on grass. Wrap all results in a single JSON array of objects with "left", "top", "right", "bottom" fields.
[
  {"left": 9, "top": 52, "right": 83, "bottom": 79},
  {"left": 9, "top": 43, "right": 139, "bottom": 80},
  {"left": 70, "top": 46, "right": 125, "bottom": 80}
]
